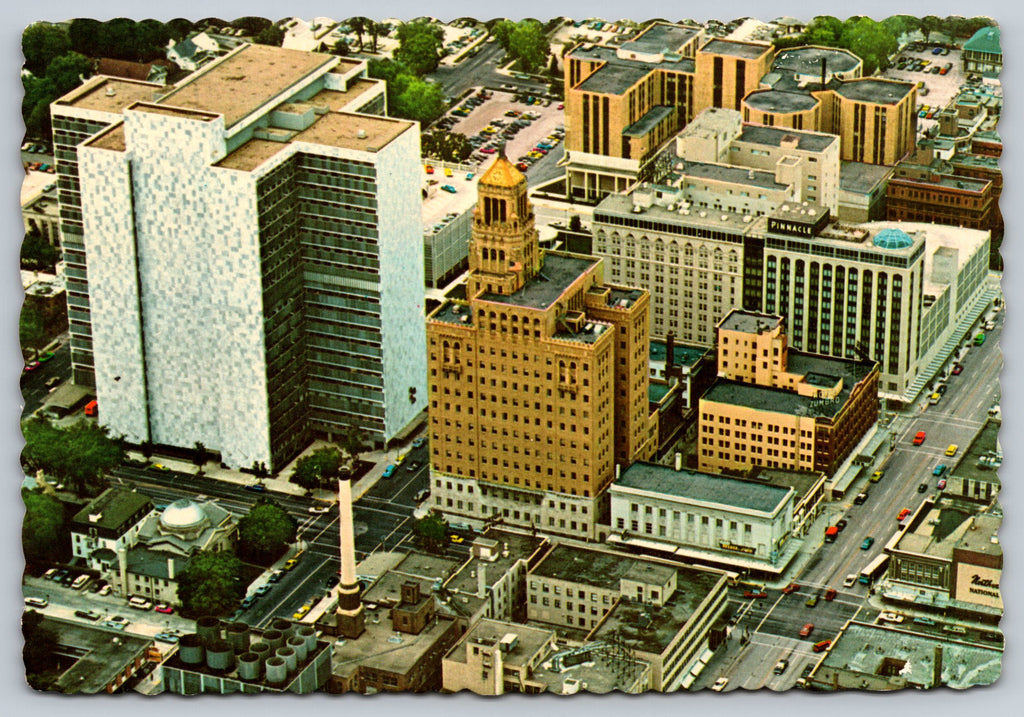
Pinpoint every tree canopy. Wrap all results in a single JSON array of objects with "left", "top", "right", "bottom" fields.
[
  {"left": 255, "top": 25, "right": 285, "bottom": 47},
  {"left": 20, "top": 233, "right": 62, "bottom": 274},
  {"left": 22, "top": 487, "right": 67, "bottom": 568},
  {"left": 421, "top": 130, "right": 473, "bottom": 162},
  {"left": 368, "top": 59, "right": 446, "bottom": 125},
  {"left": 19, "top": 302, "right": 46, "bottom": 360},
  {"left": 394, "top": 21, "right": 444, "bottom": 76},
  {"left": 21, "top": 417, "right": 124, "bottom": 496},
  {"left": 840, "top": 18, "right": 898, "bottom": 74},
  {"left": 236, "top": 499, "right": 297, "bottom": 563},
  {"left": 291, "top": 447, "right": 343, "bottom": 491},
  {"left": 22, "top": 23, "right": 71, "bottom": 76},
  {"left": 23, "top": 609, "right": 60, "bottom": 691},
  {"left": 413, "top": 510, "right": 449, "bottom": 553},
  {"left": 492, "top": 20, "right": 550, "bottom": 73},
  {"left": 176, "top": 550, "right": 245, "bottom": 616}
]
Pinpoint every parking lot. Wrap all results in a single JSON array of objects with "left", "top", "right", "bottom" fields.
[
  {"left": 438, "top": 88, "right": 565, "bottom": 178},
  {"left": 883, "top": 43, "right": 967, "bottom": 136}
]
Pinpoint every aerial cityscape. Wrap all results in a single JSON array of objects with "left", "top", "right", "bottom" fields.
[{"left": 18, "top": 13, "right": 1003, "bottom": 694}]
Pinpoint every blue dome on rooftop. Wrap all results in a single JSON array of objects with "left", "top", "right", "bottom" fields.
[{"left": 873, "top": 228, "right": 914, "bottom": 250}]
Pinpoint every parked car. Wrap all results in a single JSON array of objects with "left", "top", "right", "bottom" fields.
[
  {"left": 806, "top": 594, "right": 820, "bottom": 608},
  {"left": 711, "top": 677, "right": 729, "bottom": 692},
  {"left": 308, "top": 504, "right": 331, "bottom": 514},
  {"left": 897, "top": 508, "right": 911, "bottom": 522},
  {"left": 824, "top": 588, "right": 837, "bottom": 601},
  {"left": 870, "top": 470, "right": 885, "bottom": 482},
  {"left": 933, "top": 464, "right": 947, "bottom": 477},
  {"left": 255, "top": 584, "right": 272, "bottom": 596},
  {"left": 813, "top": 640, "right": 832, "bottom": 653},
  {"left": 773, "top": 659, "right": 789, "bottom": 675},
  {"left": 75, "top": 609, "right": 101, "bottom": 621},
  {"left": 268, "top": 570, "right": 284, "bottom": 583},
  {"left": 412, "top": 437, "right": 426, "bottom": 449},
  {"left": 945, "top": 444, "right": 959, "bottom": 456},
  {"left": 918, "top": 482, "right": 929, "bottom": 493},
  {"left": 241, "top": 595, "right": 258, "bottom": 609},
  {"left": 879, "top": 611, "right": 905, "bottom": 624},
  {"left": 128, "top": 596, "right": 153, "bottom": 610},
  {"left": 99, "top": 584, "right": 112, "bottom": 596},
  {"left": 743, "top": 590, "right": 767, "bottom": 599},
  {"left": 782, "top": 582, "right": 799, "bottom": 594},
  {"left": 244, "top": 483, "right": 266, "bottom": 492},
  {"left": 155, "top": 603, "right": 174, "bottom": 614},
  {"left": 283, "top": 557, "right": 300, "bottom": 571},
  {"left": 441, "top": 184, "right": 457, "bottom": 193},
  {"left": 937, "top": 478, "right": 947, "bottom": 490},
  {"left": 104, "top": 617, "right": 129, "bottom": 631},
  {"left": 952, "top": 364, "right": 963, "bottom": 375},
  {"left": 836, "top": 519, "right": 848, "bottom": 531},
  {"left": 843, "top": 574, "right": 858, "bottom": 587},
  {"left": 382, "top": 464, "right": 397, "bottom": 479},
  {"left": 799, "top": 623, "right": 815, "bottom": 638},
  {"left": 154, "top": 632, "right": 180, "bottom": 643},
  {"left": 913, "top": 431, "right": 927, "bottom": 445}
]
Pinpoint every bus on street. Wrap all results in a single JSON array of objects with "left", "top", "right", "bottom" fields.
[{"left": 859, "top": 554, "right": 890, "bottom": 585}]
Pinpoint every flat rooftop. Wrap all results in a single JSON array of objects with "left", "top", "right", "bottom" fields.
[
  {"left": 718, "top": 309, "right": 782, "bottom": 334},
  {"left": 700, "top": 38, "right": 772, "bottom": 60},
  {"left": 628, "top": 23, "right": 702, "bottom": 54},
  {"left": 445, "top": 619, "right": 554, "bottom": 667},
  {"left": 531, "top": 544, "right": 675, "bottom": 591},
  {"left": 893, "top": 496, "right": 979, "bottom": 559},
  {"left": 623, "top": 105, "right": 675, "bottom": 137},
  {"left": 593, "top": 567, "right": 724, "bottom": 655},
  {"left": 55, "top": 75, "right": 161, "bottom": 114},
  {"left": 745, "top": 467, "right": 825, "bottom": 503},
  {"left": 839, "top": 161, "right": 894, "bottom": 194},
  {"left": 821, "top": 622, "right": 1001, "bottom": 689},
  {"left": 737, "top": 124, "right": 837, "bottom": 152},
  {"left": 773, "top": 46, "right": 860, "bottom": 75},
  {"left": 649, "top": 339, "right": 707, "bottom": 367},
  {"left": 332, "top": 611, "right": 459, "bottom": 679},
  {"left": 429, "top": 301, "right": 474, "bottom": 327},
  {"left": 579, "top": 61, "right": 655, "bottom": 95},
  {"left": 703, "top": 353, "right": 874, "bottom": 420},
  {"left": 40, "top": 616, "right": 152, "bottom": 694},
  {"left": 156, "top": 44, "right": 335, "bottom": 127},
  {"left": 86, "top": 124, "right": 127, "bottom": 152},
  {"left": 478, "top": 252, "right": 598, "bottom": 310},
  {"left": 744, "top": 89, "right": 819, "bottom": 113},
  {"left": 678, "top": 160, "right": 788, "bottom": 191},
  {"left": 217, "top": 111, "right": 414, "bottom": 171},
  {"left": 951, "top": 419, "right": 1002, "bottom": 487},
  {"left": 615, "top": 461, "right": 792, "bottom": 514},
  {"left": 858, "top": 221, "right": 990, "bottom": 294},
  {"left": 308, "top": 78, "right": 383, "bottom": 111},
  {"left": 71, "top": 488, "right": 152, "bottom": 531},
  {"left": 595, "top": 192, "right": 768, "bottom": 235},
  {"left": 833, "top": 78, "right": 914, "bottom": 105}
]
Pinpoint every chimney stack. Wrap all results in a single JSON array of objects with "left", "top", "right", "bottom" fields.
[
  {"left": 933, "top": 645, "right": 943, "bottom": 687},
  {"left": 821, "top": 57, "right": 826, "bottom": 88},
  {"left": 675, "top": 452, "right": 683, "bottom": 471},
  {"left": 334, "top": 477, "right": 365, "bottom": 638},
  {"left": 477, "top": 564, "right": 488, "bottom": 598},
  {"left": 666, "top": 332, "right": 675, "bottom": 367}
]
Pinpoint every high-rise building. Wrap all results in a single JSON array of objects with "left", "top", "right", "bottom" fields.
[
  {"left": 425, "top": 153, "right": 657, "bottom": 540},
  {"left": 52, "top": 44, "right": 426, "bottom": 469}
]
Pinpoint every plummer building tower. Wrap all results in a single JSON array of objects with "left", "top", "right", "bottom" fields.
[
  {"left": 425, "top": 152, "right": 658, "bottom": 540},
  {"left": 332, "top": 476, "right": 365, "bottom": 639},
  {"left": 50, "top": 44, "right": 427, "bottom": 470}
]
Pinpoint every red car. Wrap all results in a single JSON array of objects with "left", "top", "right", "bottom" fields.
[
  {"left": 154, "top": 604, "right": 174, "bottom": 614},
  {"left": 782, "top": 582, "right": 799, "bottom": 594},
  {"left": 743, "top": 590, "right": 768, "bottom": 599},
  {"left": 516, "top": 162, "right": 528, "bottom": 171},
  {"left": 913, "top": 431, "right": 926, "bottom": 445},
  {"left": 799, "top": 623, "right": 815, "bottom": 638},
  {"left": 824, "top": 588, "right": 837, "bottom": 601},
  {"left": 897, "top": 508, "right": 911, "bottom": 522},
  {"left": 23, "top": 361, "right": 41, "bottom": 373},
  {"left": 952, "top": 364, "right": 963, "bottom": 375}
]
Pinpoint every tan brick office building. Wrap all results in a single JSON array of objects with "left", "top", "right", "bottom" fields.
[
  {"left": 425, "top": 155, "right": 657, "bottom": 540},
  {"left": 698, "top": 309, "right": 879, "bottom": 476}
]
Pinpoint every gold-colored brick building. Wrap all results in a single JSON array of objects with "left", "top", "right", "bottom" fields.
[
  {"left": 426, "top": 154, "right": 657, "bottom": 539},
  {"left": 698, "top": 309, "right": 879, "bottom": 476}
]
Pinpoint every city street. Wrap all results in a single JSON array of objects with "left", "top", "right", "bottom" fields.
[{"left": 19, "top": 341, "right": 71, "bottom": 417}]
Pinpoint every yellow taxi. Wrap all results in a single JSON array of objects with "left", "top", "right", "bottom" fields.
[
  {"left": 292, "top": 604, "right": 311, "bottom": 620},
  {"left": 945, "top": 444, "right": 959, "bottom": 456},
  {"left": 444, "top": 167, "right": 453, "bottom": 176}
]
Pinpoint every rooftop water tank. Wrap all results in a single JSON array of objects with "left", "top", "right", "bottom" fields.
[
  {"left": 196, "top": 616, "right": 221, "bottom": 645},
  {"left": 297, "top": 625, "right": 317, "bottom": 652},
  {"left": 206, "top": 639, "right": 235, "bottom": 672},
  {"left": 265, "top": 656, "right": 287, "bottom": 685},
  {"left": 178, "top": 634, "right": 205, "bottom": 665},
  {"left": 225, "top": 622, "right": 250, "bottom": 653},
  {"left": 250, "top": 641, "right": 271, "bottom": 665},
  {"left": 287, "top": 635, "right": 308, "bottom": 663},
  {"left": 276, "top": 645, "right": 297, "bottom": 673},
  {"left": 263, "top": 629, "right": 285, "bottom": 652}
]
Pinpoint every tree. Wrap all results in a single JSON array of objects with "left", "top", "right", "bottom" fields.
[
  {"left": 339, "top": 425, "right": 368, "bottom": 464},
  {"left": 802, "top": 16, "right": 844, "bottom": 46},
  {"left": 332, "top": 39, "right": 350, "bottom": 56},
  {"left": 568, "top": 214, "right": 583, "bottom": 232},
  {"left": 233, "top": 17, "right": 272, "bottom": 36},
  {"left": 45, "top": 52, "right": 93, "bottom": 96},
  {"left": 413, "top": 510, "right": 449, "bottom": 553},
  {"left": 547, "top": 54, "right": 559, "bottom": 77},
  {"left": 393, "top": 77, "right": 446, "bottom": 124},
  {"left": 491, "top": 20, "right": 516, "bottom": 52},
  {"left": 255, "top": 25, "right": 285, "bottom": 47},
  {"left": 369, "top": 22, "right": 385, "bottom": 53},
  {"left": 348, "top": 17, "right": 366, "bottom": 51},
  {"left": 508, "top": 21, "right": 549, "bottom": 73},
  {"left": 22, "top": 417, "right": 124, "bottom": 495},
  {"left": 22, "top": 74, "right": 57, "bottom": 137},
  {"left": 193, "top": 441, "right": 207, "bottom": 469},
  {"left": 68, "top": 18, "right": 103, "bottom": 57},
  {"left": 19, "top": 302, "right": 46, "bottom": 361},
  {"left": 881, "top": 15, "right": 921, "bottom": 43},
  {"left": 176, "top": 550, "right": 245, "bottom": 616},
  {"left": 840, "top": 18, "right": 898, "bottom": 74},
  {"left": 22, "top": 23, "right": 70, "bottom": 76},
  {"left": 291, "top": 447, "right": 343, "bottom": 491},
  {"left": 237, "top": 500, "right": 297, "bottom": 563},
  {"left": 919, "top": 16, "right": 943, "bottom": 42},
  {"left": 20, "top": 233, "right": 61, "bottom": 272},
  {"left": 421, "top": 130, "right": 473, "bottom": 162},
  {"left": 395, "top": 21, "right": 443, "bottom": 76},
  {"left": 22, "top": 487, "right": 66, "bottom": 568}
]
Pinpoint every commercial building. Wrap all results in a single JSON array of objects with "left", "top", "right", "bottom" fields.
[
  {"left": 591, "top": 187, "right": 766, "bottom": 347},
  {"left": 425, "top": 154, "right": 657, "bottom": 540},
  {"left": 886, "top": 163, "right": 994, "bottom": 230},
  {"left": 442, "top": 618, "right": 651, "bottom": 694},
  {"left": 527, "top": 544, "right": 730, "bottom": 691},
  {"left": 699, "top": 309, "right": 879, "bottom": 476},
  {"left": 837, "top": 161, "right": 892, "bottom": 222},
  {"left": 28, "top": 616, "right": 154, "bottom": 694},
  {"left": 21, "top": 181, "right": 61, "bottom": 246},
  {"left": 163, "top": 618, "right": 332, "bottom": 694},
  {"left": 809, "top": 621, "right": 1001, "bottom": 690},
  {"left": 422, "top": 161, "right": 480, "bottom": 288},
  {"left": 51, "top": 44, "right": 423, "bottom": 469},
  {"left": 961, "top": 26, "right": 1001, "bottom": 77},
  {"left": 608, "top": 461, "right": 826, "bottom": 575},
  {"left": 21, "top": 270, "right": 69, "bottom": 352}
]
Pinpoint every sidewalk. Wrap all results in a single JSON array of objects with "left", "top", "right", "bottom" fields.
[{"left": 128, "top": 410, "right": 428, "bottom": 505}]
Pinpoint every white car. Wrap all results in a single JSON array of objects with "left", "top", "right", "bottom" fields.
[
  {"left": 879, "top": 611, "right": 905, "bottom": 624},
  {"left": 308, "top": 505, "right": 331, "bottom": 514},
  {"left": 843, "top": 574, "right": 858, "bottom": 588},
  {"left": 711, "top": 677, "right": 730, "bottom": 692},
  {"left": 99, "top": 585, "right": 112, "bottom": 596}
]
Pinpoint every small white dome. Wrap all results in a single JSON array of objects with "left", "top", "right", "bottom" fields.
[{"left": 160, "top": 499, "right": 208, "bottom": 530}]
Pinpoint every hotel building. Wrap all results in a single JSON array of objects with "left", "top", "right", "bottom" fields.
[
  {"left": 425, "top": 154, "right": 657, "bottom": 540},
  {"left": 51, "top": 44, "right": 425, "bottom": 468}
]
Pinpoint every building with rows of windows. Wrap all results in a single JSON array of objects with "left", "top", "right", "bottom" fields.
[
  {"left": 425, "top": 154, "right": 657, "bottom": 540},
  {"left": 698, "top": 309, "right": 879, "bottom": 476},
  {"left": 50, "top": 44, "right": 425, "bottom": 469}
]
